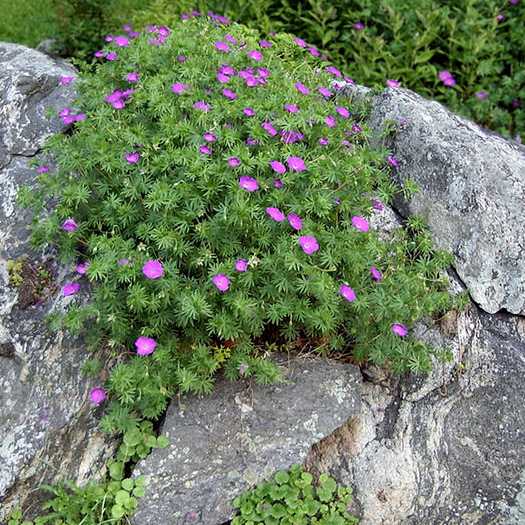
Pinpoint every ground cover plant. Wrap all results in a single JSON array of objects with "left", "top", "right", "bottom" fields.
[{"left": 13, "top": 12, "right": 460, "bottom": 524}]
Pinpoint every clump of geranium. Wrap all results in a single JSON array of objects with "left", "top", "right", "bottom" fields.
[{"left": 23, "top": 16, "right": 453, "bottom": 432}]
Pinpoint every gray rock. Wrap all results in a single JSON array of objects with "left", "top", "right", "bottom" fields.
[
  {"left": 0, "top": 43, "right": 114, "bottom": 520},
  {"left": 132, "top": 355, "right": 362, "bottom": 525},
  {"left": 306, "top": 306, "right": 525, "bottom": 524},
  {"left": 343, "top": 85, "right": 525, "bottom": 315}
]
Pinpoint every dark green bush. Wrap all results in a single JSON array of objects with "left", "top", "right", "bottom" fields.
[{"left": 21, "top": 16, "right": 453, "bottom": 432}]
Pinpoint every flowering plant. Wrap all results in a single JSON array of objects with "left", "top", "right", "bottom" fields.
[{"left": 22, "top": 16, "right": 454, "bottom": 430}]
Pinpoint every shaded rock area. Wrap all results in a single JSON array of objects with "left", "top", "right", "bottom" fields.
[
  {"left": 0, "top": 43, "right": 115, "bottom": 520},
  {"left": 343, "top": 84, "right": 525, "bottom": 316},
  {"left": 132, "top": 356, "right": 362, "bottom": 524}
]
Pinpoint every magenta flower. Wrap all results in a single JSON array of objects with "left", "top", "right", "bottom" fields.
[
  {"left": 125, "top": 151, "right": 140, "bottom": 164},
  {"left": 217, "top": 73, "right": 230, "bottom": 84},
  {"left": 258, "top": 67, "right": 270, "bottom": 78},
  {"left": 281, "top": 130, "right": 304, "bottom": 144},
  {"left": 270, "top": 160, "right": 286, "bottom": 174},
  {"left": 475, "top": 91, "right": 488, "bottom": 100},
  {"left": 318, "top": 87, "right": 332, "bottom": 98},
  {"left": 228, "top": 156, "right": 241, "bottom": 167},
  {"left": 372, "top": 198, "right": 384, "bottom": 211},
  {"left": 295, "top": 82, "right": 310, "bottom": 95},
  {"left": 319, "top": 137, "right": 329, "bottom": 146},
  {"left": 76, "top": 261, "right": 90, "bottom": 275},
  {"left": 142, "top": 260, "right": 164, "bottom": 279},
  {"left": 294, "top": 37, "right": 307, "bottom": 47},
  {"left": 247, "top": 50, "right": 263, "bottom": 61},
  {"left": 351, "top": 123, "right": 363, "bottom": 134},
  {"left": 386, "top": 79, "right": 400, "bottom": 88},
  {"left": 326, "top": 66, "right": 342, "bottom": 77},
  {"left": 266, "top": 207, "right": 285, "bottom": 222},
  {"left": 339, "top": 284, "right": 356, "bottom": 302},
  {"left": 336, "top": 106, "right": 350, "bottom": 118},
  {"left": 215, "top": 41, "right": 230, "bottom": 52},
  {"left": 325, "top": 115, "right": 336, "bottom": 128},
  {"left": 239, "top": 176, "right": 259, "bottom": 192},
  {"left": 284, "top": 103, "right": 299, "bottom": 113},
  {"left": 353, "top": 22, "right": 365, "bottom": 30},
  {"left": 199, "top": 145, "right": 212, "bottom": 155},
  {"left": 62, "top": 282, "right": 80, "bottom": 297},
  {"left": 203, "top": 132, "right": 217, "bottom": 143},
  {"left": 309, "top": 47, "right": 320, "bottom": 57},
  {"left": 352, "top": 216, "right": 369, "bottom": 232},
  {"left": 193, "top": 100, "right": 210, "bottom": 111},
  {"left": 135, "top": 336, "right": 157, "bottom": 356},
  {"left": 274, "top": 178, "right": 284, "bottom": 189},
  {"left": 286, "top": 156, "right": 306, "bottom": 172},
  {"left": 287, "top": 213, "right": 303, "bottom": 231},
  {"left": 62, "top": 218, "right": 78, "bottom": 232},
  {"left": 438, "top": 70, "right": 456, "bottom": 87},
  {"left": 298, "top": 235, "right": 319, "bottom": 255},
  {"left": 243, "top": 107, "right": 255, "bottom": 117},
  {"left": 89, "top": 387, "right": 107, "bottom": 406},
  {"left": 219, "top": 64, "right": 235, "bottom": 76},
  {"left": 171, "top": 82, "right": 188, "bottom": 94},
  {"left": 370, "top": 266, "right": 383, "bottom": 282},
  {"left": 222, "top": 88, "right": 237, "bottom": 100},
  {"left": 262, "top": 121, "right": 278, "bottom": 136},
  {"left": 36, "top": 165, "right": 49, "bottom": 174},
  {"left": 391, "top": 323, "right": 408, "bottom": 337},
  {"left": 106, "top": 51, "right": 118, "bottom": 61},
  {"left": 496, "top": 13, "right": 505, "bottom": 22},
  {"left": 235, "top": 259, "right": 248, "bottom": 272},
  {"left": 59, "top": 76, "right": 75, "bottom": 86},
  {"left": 126, "top": 72, "right": 139, "bottom": 83},
  {"left": 387, "top": 155, "right": 399, "bottom": 168},
  {"left": 225, "top": 34, "right": 237, "bottom": 44},
  {"left": 212, "top": 274, "right": 230, "bottom": 292},
  {"left": 114, "top": 35, "right": 129, "bottom": 47},
  {"left": 259, "top": 39, "right": 272, "bottom": 48}
]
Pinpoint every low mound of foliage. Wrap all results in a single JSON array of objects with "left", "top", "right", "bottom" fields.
[{"left": 21, "top": 16, "right": 454, "bottom": 434}]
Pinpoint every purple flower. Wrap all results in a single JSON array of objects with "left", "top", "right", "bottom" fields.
[
  {"left": 218, "top": 64, "right": 235, "bottom": 76},
  {"left": 352, "top": 216, "right": 369, "bottom": 232},
  {"left": 203, "top": 132, "right": 217, "bottom": 143},
  {"left": 76, "top": 261, "right": 90, "bottom": 275},
  {"left": 309, "top": 47, "right": 320, "bottom": 57},
  {"left": 199, "top": 144, "right": 212, "bottom": 155},
  {"left": 336, "top": 106, "right": 350, "bottom": 118},
  {"left": 243, "top": 107, "right": 255, "bottom": 117},
  {"left": 62, "top": 282, "right": 80, "bottom": 297},
  {"left": 247, "top": 50, "right": 263, "bottom": 61},
  {"left": 228, "top": 156, "right": 241, "bottom": 167},
  {"left": 353, "top": 22, "right": 365, "bottom": 30},
  {"left": 222, "top": 88, "right": 237, "bottom": 100},
  {"left": 326, "top": 66, "right": 342, "bottom": 78},
  {"left": 225, "top": 34, "right": 237, "bottom": 44},
  {"left": 438, "top": 70, "right": 456, "bottom": 87},
  {"left": 286, "top": 156, "right": 306, "bottom": 172},
  {"left": 298, "top": 235, "right": 319, "bottom": 255},
  {"left": 319, "top": 137, "right": 329, "bottom": 146},
  {"left": 284, "top": 103, "right": 299, "bottom": 113},
  {"left": 270, "top": 160, "right": 286, "bottom": 174},
  {"left": 496, "top": 13, "right": 505, "bottom": 22},
  {"left": 193, "top": 100, "right": 210, "bottom": 111},
  {"left": 246, "top": 137, "right": 258, "bottom": 146},
  {"left": 273, "top": 178, "right": 284, "bottom": 189},
  {"left": 370, "top": 266, "right": 383, "bottom": 282},
  {"left": 135, "top": 336, "right": 157, "bottom": 356},
  {"left": 509, "top": 0, "right": 520, "bottom": 4},
  {"left": 287, "top": 213, "right": 303, "bottom": 231},
  {"left": 281, "top": 130, "right": 304, "bottom": 144},
  {"left": 62, "top": 218, "right": 78, "bottom": 232},
  {"left": 118, "top": 258, "right": 130, "bottom": 266},
  {"left": 94, "top": 50, "right": 105, "bottom": 58},
  {"left": 235, "top": 259, "right": 248, "bottom": 272},
  {"left": 259, "top": 39, "right": 272, "bottom": 48},
  {"left": 386, "top": 79, "right": 400, "bottom": 88},
  {"left": 171, "top": 82, "right": 188, "bottom": 94},
  {"left": 126, "top": 72, "right": 139, "bottom": 83},
  {"left": 295, "top": 82, "right": 310, "bottom": 95},
  {"left": 125, "top": 151, "right": 140, "bottom": 164},
  {"left": 325, "top": 115, "right": 336, "bottom": 128},
  {"left": 339, "top": 284, "right": 356, "bottom": 302},
  {"left": 217, "top": 73, "right": 230, "bottom": 84},
  {"left": 212, "top": 274, "right": 230, "bottom": 292},
  {"left": 239, "top": 176, "right": 259, "bottom": 192},
  {"left": 294, "top": 37, "right": 307, "bottom": 47},
  {"left": 475, "top": 91, "right": 488, "bottom": 100},
  {"left": 142, "top": 260, "right": 164, "bottom": 279},
  {"left": 318, "top": 87, "right": 332, "bottom": 98},
  {"left": 36, "top": 165, "right": 50, "bottom": 174},
  {"left": 262, "top": 121, "right": 278, "bottom": 136},
  {"left": 215, "top": 41, "right": 230, "bottom": 52},
  {"left": 114, "top": 35, "right": 129, "bottom": 47},
  {"left": 372, "top": 198, "right": 384, "bottom": 211},
  {"left": 177, "top": 54, "right": 187, "bottom": 62},
  {"left": 387, "top": 155, "right": 399, "bottom": 168},
  {"left": 59, "top": 76, "right": 75, "bottom": 86},
  {"left": 106, "top": 51, "right": 118, "bottom": 61},
  {"left": 89, "top": 387, "right": 107, "bottom": 406},
  {"left": 266, "top": 207, "right": 285, "bottom": 222},
  {"left": 391, "top": 323, "right": 408, "bottom": 337},
  {"left": 351, "top": 123, "right": 363, "bottom": 134}
]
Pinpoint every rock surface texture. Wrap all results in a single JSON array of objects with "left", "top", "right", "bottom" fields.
[
  {"left": 0, "top": 43, "right": 115, "bottom": 520},
  {"left": 132, "top": 356, "right": 362, "bottom": 524},
  {"left": 345, "top": 85, "right": 525, "bottom": 315}
]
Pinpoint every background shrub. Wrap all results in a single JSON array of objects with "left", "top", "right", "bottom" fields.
[{"left": 22, "top": 16, "right": 454, "bottom": 432}]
